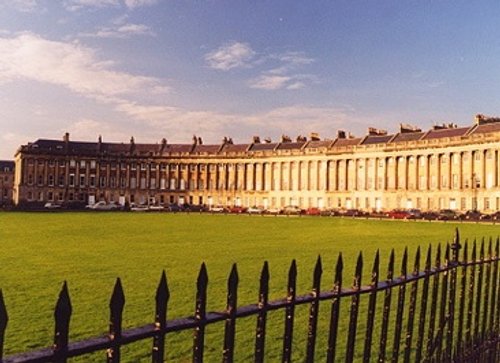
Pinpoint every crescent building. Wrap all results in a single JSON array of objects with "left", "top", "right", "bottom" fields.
[{"left": 11, "top": 114, "right": 500, "bottom": 213}]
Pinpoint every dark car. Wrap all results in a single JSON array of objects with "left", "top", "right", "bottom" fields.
[
  {"left": 422, "top": 211, "right": 439, "bottom": 220},
  {"left": 168, "top": 204, "right": 184, "bottom": 212},
  {"left": 229, "top": 206, "right": 247, "bottom": 214},
  {"left": 459, "top": 210, "right": 483, "bottom": 221},
  {"left": 342, "top": 209, "right": 368, "bottom": 217},
  {"left": 438, "top": 209, "right": 458, "bottom": 221}
]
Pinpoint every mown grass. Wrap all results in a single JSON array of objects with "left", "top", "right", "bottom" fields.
[{"left": 0, "top": 212, "right": 498, "bottom": 362}]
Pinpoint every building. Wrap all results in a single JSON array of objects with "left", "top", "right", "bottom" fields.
[
  {"left": 12, "top": 114, "right": 500, "bottom": 212},
  {"left": 0, "top": 160, "right": 15, "bottom": 207}
]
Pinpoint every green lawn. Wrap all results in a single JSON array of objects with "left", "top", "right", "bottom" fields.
[{"left": 0, "top": 212, "right": 497, "bottom": 362}]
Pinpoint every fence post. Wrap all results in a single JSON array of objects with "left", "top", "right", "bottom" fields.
[
  {"left": 282, "top": 260, "right": 297, "bottom": 363},
  {"left": 107, "top": 278, "right": 125, "bottom": 363},
  {"left": 305, "top": 256, "right": 322, "bottom": 363},
  {"left": 345, "top": 252, "right": 363, "bottom": 363},
  {"left": 0, "top": 289, "right": 8, "bottom": 362},
  {"left": 152, "top": 271, "right": 169, "bottom": 363},
  {"left": 326, "top": 254, "right": 343, "bottom": 363},
  {"left": 193, "top": 263, "right": 208, "bottom": 363},
  {"left": 363, "top": 250, "right": 379, "bottom": 363},
  {"left": 254, "top": 261, "right": 269, "bottom": 363},
  {"left": 222, "top": 264, "right": 238, "bottom": 363},
  {"left": 403, "top": 246, "right": 420, "bottom": 363},
  {"left": 53, "top": 281, "right": 72, "bottom": 363}
]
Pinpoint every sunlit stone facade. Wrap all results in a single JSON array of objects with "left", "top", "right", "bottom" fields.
[
  {"left": 0, "top": 161, "right": 15, "bottom": 206},
  {"left": 13, "top": 115, "right": 500, "bottom": 212}
]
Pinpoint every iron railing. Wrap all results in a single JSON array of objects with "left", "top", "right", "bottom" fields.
[{"left": 0, "top": 229, "right": 499, "bottom": 362}]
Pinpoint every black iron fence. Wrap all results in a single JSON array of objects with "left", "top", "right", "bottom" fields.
[{"left": 0, "top": 229, "right": 499, "bottom": 362}]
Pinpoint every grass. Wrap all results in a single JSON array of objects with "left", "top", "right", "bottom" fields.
[{"left": 0, "top": 212, "right": 498, "bottom": 362}]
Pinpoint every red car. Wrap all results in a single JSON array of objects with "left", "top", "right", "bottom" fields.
[
  {"left": 229, "top": 206, "right": 247, "bottom": 214},
  {"left": 386, "top": 209, "right": 410, "bottom": 219},
  {"left": 305, "top": 207, "right": 321, "bottom": 216}
]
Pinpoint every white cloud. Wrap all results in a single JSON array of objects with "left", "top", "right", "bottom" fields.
[
  {"left": 124, "top": 0, "right": 158, "bottom": 9},
  {"left": 79, "top": 23, "right": 155, "bottom": 38},
  {"left": 286, "top": 82, "right": 305, "bottom": 90},
  {"left": 63, "top": 0, "right": 119, "bottom": 11},
  {"left": 249, "top": 75, "right": 291, "bottom": 90},
  {"left": 205, "top": 42, "right": 256, "bottom": 71},
  {"left": 0, "top": 32, "right": 167, "bottom": 98}
]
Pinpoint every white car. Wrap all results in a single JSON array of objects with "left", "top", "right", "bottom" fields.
[
  {"left": 148, "top": 205, "right": 165, "bottom": 211},
  {"left": 247, "top": 206, "right": 264, "bottom": 214},
  {"left": 130, "top": 204, "right": 149, "bottom": 212},
  {"left": 86, "top": 201, "right": 119, "bottom": 211},
  {"left": 44, "top": 202, "right": 61, "bottom": 210}
]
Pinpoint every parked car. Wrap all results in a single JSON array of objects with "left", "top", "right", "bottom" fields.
[
  {"left": 342, "top": 209, "right": 368, "bottom": 217},
  {"left": 148, "top": 205, "right": 165, "bottom": 211},
  {"left": 130, "top": 203, "right": 149, "bottom": 212},
  {"left": 229, "top": 206, "right": 247, "bottom": 214},
  {"left": 305, "top": 207, "right": 321, "bottom": 216},
  {"left": 167, "top": 204, "right": 184, "bottom": 212},
  {"left": 86, "top": 201, "right": 117, "bottom": 211},
  {"left": 265, "top": 207, "right": 282, "bottom": 215},
  {"left": 209, "top": 205, "right": 227, "bottom": 213},
  {"left": 386, "top": 209, "right": 411, "bottom": 219},
  {"left": 459, "top": 209, "right": 482, "bottom": 221},
  {"left": 247, "top": 206, "right": 264, "bottom": 214},
  {"left": 282, "top": 205, "right": 302, "bottom": 215},
  {"left": 406, "top": 209, "right": 422, "bottom": 219},
  {"left": 437, "top": 209, "right": 459, "bottom": 221},
  {"left": 422, "top": 211, "right": 439, "bottom": 220},
  {"left": 44, "top": 202, "right": 61, "bottom": 210},
  {"left": 184, "top": 204, "right": 208, "bottom": 212}
]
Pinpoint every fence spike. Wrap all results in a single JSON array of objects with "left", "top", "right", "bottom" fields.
[
  {"left": 53, "top": 281, "right": 72, "bottom": 363},
  {"left": 392, "top": 248, "right": 408, "bottom": 362},
  {"left": 474, "top": 239, "right": 485, "bottom": 344},
  {"left": 480, "top": 238, "right": 493, "bottom": 350},
  {"left": 456, "top": 239, "right": 468, "bottom": 357},
  {"left": 193, "top": 263, "right": 208, "bottom": 363},
  {"left": 346, "top": 252, "right": 363, "bottom": 363},
  {"left": 0, "top": 289, "right": 8, "bottom": 361},
  {"left": 487, "top": 237, "right": 500, "bottom": 362},
  {"left": 223, "top": 264, "right": 239, "bottom": 363},
  {"left": 378, "top": 249, "right": 395, "bottom": 363},
  {"left": 282, "top": 259, "right": 297, "bottom": 363},
  {"left": 363, "top": 250, "right": 379, "bottom": 363},
  {"left": 465, "top": 240, "right": 476, "bottom": 353},
  {"left": 152, "top": 270, "right": 169, "bottom": 363},
  {"left": 305, "top": 256, "right": 323, "bottom": 362},
  {"left": 403, "top": 247, "right": 421, "bottom": 363},
  {"left": 327, "top": 253, "right": 343, "bottom": 363},
  {"left": 255, "top": 261, "right": 269, "bottom": 363},
  {"left": 415, "top": 245, "right": 431, "bottom": 363},
  {"left": 107, "top": 278, "right": 125, "bottom": 363}
]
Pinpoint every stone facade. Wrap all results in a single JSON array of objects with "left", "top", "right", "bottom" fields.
[
  {"left": 0, "top": 161, "right": 15, "bottom": 206},
  {"left": 12, "top": 115, "right": 500, "bottom": 212}
]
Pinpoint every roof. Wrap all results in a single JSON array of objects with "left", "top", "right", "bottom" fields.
[
  {"left": 0, "top": 160, "right": 14, "bottom": 171},
  {"left": 362, "top": 134, "right": 395, "bottom": 145},
  {"left": 192, "top": 144, "right": 220, "bottom": 154},
  {"left": 390, "top": 132, "right": 425, "bottom": 143},
  {"left": 221, "top": 143, "right": 250, "bottom": 153},
  {"left": 305, "top": 140, "right": 333, "bottom": 149},
  {"left": 276, "top": 142, "right": 306, "bottom": 150},
  {"left": 469, "top": 122, "right": 500, "bottom": 135},
  {"left": 249, "top": 143, "right": 277, "bottom": 151},
  {"left": 332, "top": 138, "right": 362, "bottom": 147},
  {"left": 422, "top": 127, "right": 471, "bottom": 140}
]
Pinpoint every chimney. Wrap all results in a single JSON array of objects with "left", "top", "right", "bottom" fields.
[
  {"left": 368, "top": 127, "right": 387, "bottom": 136},
  {"left": 337, "top": 130, "right": 346, "bottom": 139},
  {"left": 264, "top": 137, "right": 272, "bottom": 143},
  {"left": 309, "top": 132, "right": 320, "bottom": 141},
  {"left": 98, "top": 135, "right": 103, "bottom": 152},
  {"left": 296, "top": 135, "right": 307, "bottom": 142},
  {"left": 63, "top": 132, "right": 70, "bottom": 143},
  {"left": 253, "top": 136, "right": 261, "bottom": 144},
  {"left": 198, "top": 137, "right": 203, "bottom": 145},
  {"left": 399, "top": 123, "right": 422, "bottom": 133},
  {"left": 281, "top": 135, "right": 291, "bottom": 143},
  {"left": 192, "top": 135, "right": 198, "bottom": 145},
  {"left": 129, "top": 136, "right": 135, "bottom": 153}
]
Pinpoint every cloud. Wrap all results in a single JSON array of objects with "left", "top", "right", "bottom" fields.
[
  {"left": 124, "top": 0, "right": 158, "bottom": 9},
  {"left": 0, "top": 32, "right": 168, "bottom": 98},
  {"left": 79, "top": 23, "right": 155, "bottom": 38},
  {"left": 205, "top": 42, "right": 256, "bottom": 71},
  {"left": 63, "top": 0, "right": 119, "bottom": 11},
  {"left": 249, "top": 75, "right": 291, "bottom": 90},
  {"left": 1, "top": 0, "right": 39, "bottom": 12}
]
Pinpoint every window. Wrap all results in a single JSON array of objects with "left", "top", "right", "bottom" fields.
[
  {"left": 48, "top": 175, "right": 54, "bottom": 186},
  {"left": 37, "top": 175, "right": 43, "bottom": 186},
  {"left": 80, "top": 175, "right": 86, "bottom": 187},
  {"left": 49, "top": 160, "right": 55, "bottom": 167},
  {"left": 99, "top": 176, "right": 106, "bottom": 187},
  {"left": 59, "top": 175, "right": 65, "bottom": 187},
  {"left": 150, "top": 163, "right": 157, "bottom": 171},
  {"left": 130, "top": 177, "right": 137, "bottom": 189},
  {"left": 80, "top": 160, "right": 86, "bottom": 168},
  {"left": 120, "top": 177, "right": 126, "bottom": 188},
  {"left": 48, "top": 192, "right": 53, "bottom": 201},
  {"left": 140, "top": 177, "right": 146, "bottom": 189},
  {"left": 90, "top": 160, "right": 96, "bottom": 169},
  {"left": 90, "top": 175, "right": 96, "bottom": 187},
  {"left": 70, "top": 160, "right": 76, "bottom": 167},
  {"left": 27, "top": 174, "right": 33, "bottom": 185},
  {"left": 110, "top": 177, "right": 116, "bottom": 188},
  {"left": 475, "top": 152, "right": 481, "bottom": 161},
  {"left": 69, "top": 174, "right": 75, "bottom": 187},
  {"left": 150, "top": 178, "right": 156, "bottom": 189},
  {"left": 131, "top": 163, "right": 137, "bottom": 170},
  {"left": 141, "top": 163, "right": 147, "bottom": 170}
]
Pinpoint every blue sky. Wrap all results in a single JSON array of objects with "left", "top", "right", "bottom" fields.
[{"left": 1, "top": 1, "right": 500, "bottom": 158}]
